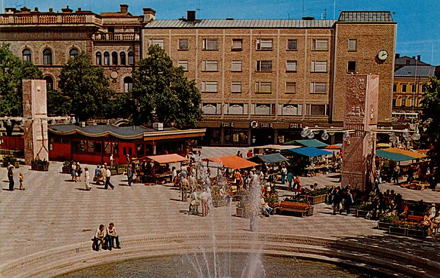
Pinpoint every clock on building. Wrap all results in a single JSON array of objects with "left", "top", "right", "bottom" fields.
[{"left": 377, "top": 49, "right": 389, "bottom": 61}]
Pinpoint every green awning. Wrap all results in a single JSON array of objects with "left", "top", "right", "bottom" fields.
[
  {"left": 376, "top": 149, "right": 414, "bottom": 162},
  {"left": 249, "top": 153, "right": 289, "bottom": 164},
  {"left": 282, "top": 139, "right": 328, "bottom": 148}
]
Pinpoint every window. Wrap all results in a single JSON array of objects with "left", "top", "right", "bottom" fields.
[
  {"left": 412, "top": 84, "right": 417, "bottom": 93},
  {"left": 202, "top": 81, "right": 218, "bottom": 93},
  {"left": 402, "top": 84, "right": 407, "bottom": 93},
  {"left": 256, "top": 82, "right": 271, "bottom": 93},
  {"left": 202, "top": 39, "right": 218, "bottom": 50},
  {"left": 232, "top": 39, "right": 243, "bottom": 50},
  {"left": 231, "top": 81, "right": 242, "bottom": 93},
  {"left": 287, "top": 39, "right": 298, "bottom": 50},
  {"left": 286, "top": 82, "right": 296, "bottom": 94},
  {"left": 347, "top": 61, "right": 356, "bottom": 72},
  {"left": 149, "top": 38, "right": 164, "bottom": 49},
  {"left": 96, "top": 52, "right": 102, "bottom": 65},
  {"left": 22, "top": 49, "right": 31, "bottom": 62},
  {"left": 311, "top": 39, "right": 328, "bottom": 51},
  {"left": 202, "top": 103, "right": 220, "bottom": 114},
  {"left": 124, "top": 76, "right": 133, "bottom": 92},
  {"left": 392, "top": 98, "right": 397, "bottom": 107},
  {"left": 104, "top": 52, "right": 110, "bottom": 65},
  {"left": 112, "top": 51, "right": 118, "bottom": 65},
  {"left": 348, "top": 39, "right": 357, "bottom": 51},
  {"left": 311, "top": 61, "right": 327, "bottom": 72},
  {"left": 202, "top": 60, "right": 218, "bottom": 72},
  {"left": 128, "top": 52, "right": 134, "bottom": 65},
  {"left": 178, "top": 60, "right": 188, "bottom": 71},
  {"left": 44, "top": 76, "right": 53, "bottom": 91},
  {"left": 282, "top": 104, "right": 302, "bottom": 116},
  {"left": 120, "top": 52, "right": 126, "bottom": 65},
  {"left": 286, "top": 60, "right": 297, "bottom": 72},
  {"left": 256, "top": 39, "right": 273, "bottom": 50},
  {"left": 43, "top": 49, "right": 52, "bottom": 65},
  {"left": 69, "top": 48, "right": 78, "bottom": 59},
  {"left": 310, "top": 82, "right": 327, "bottom": 94},
  {"left": 309, "top": 104, "right": 326, "bottom": 116},
  {"left": 393, "top": 84, "right": 397, "bottom": 92},
  {"left": 254, "top": 104, "right": 273, "bottom": 115},
  {"left": 231, "top": 60, "right": 242, "bottom": 72},
  {"left": 178, "top": 39, "right": 189, "bottom": 50},
  {"left": 228, "top": 103, "right": 245, "bottom": 115},
  {"left": 256, "top": 60, "right": 272, "bottom": 72}
]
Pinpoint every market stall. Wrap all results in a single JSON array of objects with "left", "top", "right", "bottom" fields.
[
  {"left": 282, "top": 139, "right": 328, "bottom": 148},
  {"left": 253, "top": 144, "right": 298, "bottom": 155},
  {"left": 281, "top": 147, "right": 332, "bottom": 176},
  {"left": 144, "top": 153, "right": 189, "bottom": 184}
]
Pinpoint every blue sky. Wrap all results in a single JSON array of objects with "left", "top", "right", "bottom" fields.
[{"left": 3, "top": 0, "right": 439, "bottom": 65}]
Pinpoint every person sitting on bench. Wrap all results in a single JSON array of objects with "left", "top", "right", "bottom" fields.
[
  {"left": 106, "top": 222, "right": 120, "bottom": 250},
  {"left": 93, "top": 224, "right": 107, "bottom": 251}
]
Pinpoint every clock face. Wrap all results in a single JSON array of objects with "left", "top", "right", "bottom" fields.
[{"left": 377, "top": 50, "right": 388, "bottom": 61}]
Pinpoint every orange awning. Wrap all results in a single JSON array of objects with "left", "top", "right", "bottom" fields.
[
  {"left": 325, "top": 144, "right": 342, "bottom": 150},
  {"left": 383, "top": 148, "right": 426, "bottom": 159},
  {"left": 147, "top": 154, "right": 188, "bottom": 164},
  {"left": 206, "top": 155, "right": 259, "bottom": 169}
]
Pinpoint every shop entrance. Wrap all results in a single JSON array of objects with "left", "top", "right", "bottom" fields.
[{"left": 251, "top": 129, "right": 274, "bottom": 146}]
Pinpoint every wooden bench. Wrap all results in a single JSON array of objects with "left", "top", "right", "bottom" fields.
[
  {"left": 276, "top": 201, "right": 314, "bottom": 217},
  {"left": 407, "top": 215, "right": 423, "bottom": 223}
]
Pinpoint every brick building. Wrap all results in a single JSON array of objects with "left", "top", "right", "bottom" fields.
[{"left": 0, "top": 6, "right": 396, "bottom": 146}]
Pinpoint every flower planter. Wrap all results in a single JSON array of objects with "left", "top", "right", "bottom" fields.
[
  {"left": 356, "top": 209, "right": 369, "bottom": 218},
  {"left": 389, "top": 226, "right": 406, "bottom": 236},
  {"left": 117, "top": 167, "right": 125, "bottom": 175},
  {"left": 31, "top": 163, "right": 37, "bottom": 170},
  {"left": 62, "top": 166, "right": 71, "bottom": 174},
  {"left": 406, "top": 229, "right": 426, "bottom": 238},
  {"left": 307, "top": 194, "right": 326, "bottom": 205},
  {"left": 213, "top": 199, "right": 228, "bottom": 208},
  {"left": 377, "top": 222, "right": 392, "bottom": 230}
]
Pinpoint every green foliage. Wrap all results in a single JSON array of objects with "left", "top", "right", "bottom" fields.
[
  {"left": 3, "top": 155, "right": 17, "bottom": 163},
  {"left": 379, "top": 215, "right": 399, "bottom": 223},
  {"left": 0, "top": 43, "right": 43, "bottom": 116},
  {"left": 131, "top": 45, "right": 203, "bottom": 128},
  {"left": 58, "top": 52, "right": 114, "bottom": 121},
  {"left": 47, "top": 89, "right": 71, "bottom": 116}
]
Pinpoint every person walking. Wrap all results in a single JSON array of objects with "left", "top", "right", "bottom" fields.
[
  {"left": 110, "top": 154, "right": 114, "bottom": 167},
  {"left": 71, "top": 161, "right": 77, "bottom": 182},
  {"left": 281, "top": 164, "right": 288, "bottom": 184},
  {"left": 127, "top": 165, "right": 133, "bottom": 186},
  {"left": 105, "top": 166, "right": 114, "bottom": 189},
  {"left": 393, "top": 164, "right": 400, "bottom": 184},
  {"left": 84, "top": 167, "right": 91, "bottom": 190},
  {"left": 106, "top": 222, "right": 120, "bottom": 250},
  {"left": 76, "top": 162, "right": 82, "bottom": 182},
  {"left": 333, "top": 187, "right": 342, "bottom": 215},
  {"left": 100, "top": 165, "right": 106, "bottom": 185},
  {"left": 7, "top": 163, "right": 14, "bottom": 191},
  {"left": 200, "top": 188, "right": 210, "bottom": 217},
  {"left": 344, "top": 188, "right": 354, "bottom": 214}
]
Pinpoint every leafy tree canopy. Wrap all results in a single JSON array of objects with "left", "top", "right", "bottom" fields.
[
  {"left": 47, "top": 89, "right": 71, "bottom": 117},
  {"left": 58, "top": 52, "right": 114, "bottom": 121},
  {"left": 0, "top": 43, "right": 43, "bottom": 117},
  {"left": 131, "top": 44, "right": 202, "bottom": 128}
]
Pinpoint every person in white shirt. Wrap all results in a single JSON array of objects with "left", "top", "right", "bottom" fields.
[
  {"left": 200, "top": 188, "right": 211, "bottom": 217},
  {"left": 189, "top": 189, "right": 200, "bottom": 215},
  {"left": 105, "top": 167, "right": 114, "bottom": 189},
  {"left": 93, "top": 224, "right": 107, "bottom": 251},
  {"left": 84, "top": 167, "right": 91, "bottom": 190},
  {"left": 106, "top": 222, "right": 120, "bottom": 250}
]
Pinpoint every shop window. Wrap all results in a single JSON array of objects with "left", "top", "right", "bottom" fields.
[
  {"left": 209, "top": 129, "right": 221, "bottom": 145},
  {"left": 87, "top": 141, "right": 95, "bottom": 152},
  {"left": 224, "top": 128, "right": 248, "bottom": 145},
  {"left": 178, "top": 39, "right": 189, "bottom": 50},
  {"left": 95, "top": 142, "right": 102, "bottom": 153},
  {"left": 256, "top": 39, "right": 272, "bottom": 50},
  {"left": 120, "top": 52, "right": 126, "bottom": 65},
  {"left": 104, "top": 52, "right": 110, "bottom": 65},
  {"left": 202, "top": 39, "right": 218, "bottom": 50},
  {"left": 22, "top": 49, "right": 32, "bottom": 62},
  {"left": 96, "top": 52, "right": 102, "bottom": 65},
  {"left": 69, "top": 48, "right": 78, "bottom": 59},
  {"left": 43, "top": 49, "right": 52, "bottom": 65},
  {"left": 287, "top": 39, "right": 298, "bottom": 50},
  {"left": 124, "top": 76, "right": 133, "bottom": 92}
]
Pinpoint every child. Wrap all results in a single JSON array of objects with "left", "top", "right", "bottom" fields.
[{"left": 19, "top": 173, "right": 25, "bottom": 190}]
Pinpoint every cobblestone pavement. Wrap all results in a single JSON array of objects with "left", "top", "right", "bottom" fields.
[{"left": 1, "top": 149, "right": 439, "bottom": 270}]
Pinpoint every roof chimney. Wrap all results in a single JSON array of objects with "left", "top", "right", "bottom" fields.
[
  {"left": 417, "top": 55, "right": 421, "bottom": 61},
  {"left": 187, "top": 10, "right": 195, "bottom": 21},
  {"left": 395, "top": 53, "right": 400, "bottom": 59},
  {"left": 120, "top": 4, "right": 128, "bottom": 13},
  {"left": 61, "top": 5, "right": 73, "bottom": 13},
  {"left": 49, "top": 8, "right": 53, "bottom": 13},
  {"left": 143, "top": 8, "right": 156, "bottom": 22}
]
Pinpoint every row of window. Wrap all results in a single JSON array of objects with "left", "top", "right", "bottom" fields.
[
  {"left": 393, "top": 97, "right": 422, "bottom": 107},
  {"left": 95, "top": 51, "right": 135, "bottom": 66},
  {"left": 178, "top": 60, "right": 329, "bottom": 73},
  {"left": 393, "top": 83, "right": 423, "bottom": 93},
  {"left": 22, "top": 48, "right": 79, "bottom": 65},
  {"left": 152, "top": 38, "right": 358, "bottom": 52},
  {"left": 202, "top": 103, "right": 327, "bottom": 116},
  {"left": 200, "top": 81, "right": 326, "bottom": 94}
]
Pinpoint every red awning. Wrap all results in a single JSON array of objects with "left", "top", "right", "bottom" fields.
[
  {"left": 147, "top": 154, "right": 188, "bottom": 164},
  {"left": 206, "top": 155, "right": 259, "bottom": 169}
]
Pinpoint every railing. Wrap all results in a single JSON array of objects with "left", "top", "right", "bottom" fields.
[
  {"left": 93, "top": 33, "right": 140, "bottom": 41},
  {"left": 14, "top": 15, "right": 32, "bottom": 24},
  {"left": 1, "top": 14, "right": 92, "bottom": 24},
  {"left": 62, "top": 15, "right": 86, "bottom": 23},
  {"left": 38, "top": 15, "right": 58, "bottom": 24}
]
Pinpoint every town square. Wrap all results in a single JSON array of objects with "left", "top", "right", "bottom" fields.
[{"left": 1, "top": 0, "right": 439, "bottom": 277}]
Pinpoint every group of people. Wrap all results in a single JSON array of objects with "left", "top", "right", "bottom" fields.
[
  {"left": 93, "top": 222, "right": 121, "bottom": 251},
  {"left": 328, "top": 185, "right": 355, "bottom": 215},
  {"left": 421, "top": 204, "right": 440, "bottom": 236},
  {"left": 93, "top": 164, "right": 115, "bottom": 190},
  {"left": 6, "top": 162, "right": 24, "bottom": 191}
]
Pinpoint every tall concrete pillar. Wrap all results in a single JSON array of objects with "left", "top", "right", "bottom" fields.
[
  {"left": 22, "top": 80, "right": 48, "bottom": 165},
  {"left": 341, "top": 74, "right": 379, "bottom": 191}
]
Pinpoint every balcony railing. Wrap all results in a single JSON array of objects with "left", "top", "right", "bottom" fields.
[
  {"left": 93, "top": 33, "right": 140, "bottom": 41},
  {"left": 0, "top": 14, "right": 96, "bottom": 25}
]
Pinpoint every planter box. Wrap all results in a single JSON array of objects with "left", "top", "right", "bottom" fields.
[
  {"left": 407, "top": 229, "right": 426, "bottom": 238},
  {"left": 356, "top": 209, "right": 369, "bottom": 218},
  {"left": 377, "top": 222, "right": 392, "bottom": 230},
  {"left": 31, "top": 163, "right": 37, "bottom": 170},
  {"left": 236, "top": 207, "right": 246, "bottom": 218},
  {"left": 14, "top": 162, "right": 20, "bottom": 168},
  {"left": 349, "top": 207, "right": 357, "bottom": 215},
  {"left": 389, "top": 226, "right": 406, "bottom": 236},
  {"left": 307, "top": 194, "right": 326, "bottom": 205},
  {"left": 213, "top": 199, "right": 228, "bottom": 208},
  {"left": 62, "top": 166, "right": 71, "bottom": 174},
  {"left": 117, "top": 167, "right": 125, "bottom": 175}
]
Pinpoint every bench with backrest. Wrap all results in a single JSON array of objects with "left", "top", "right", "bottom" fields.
[
  {"left": 407, "top": 215, "right": 424, "bottom": 223},
  {"left": 276, "top": 201, "right": 313, "bottom": 217}
]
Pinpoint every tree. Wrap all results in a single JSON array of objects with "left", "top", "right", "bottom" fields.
[
  {"left": 0, "top": 43, "right": 43, "bottom": 135},
  {"left": 47, "top": 89, "right": 71, "bottom": 117},
  {"left": 421, "top": 76, "right": 440, "bottom": 184},
  {"left": 131, "top": 45, "right": 202, "bottom": 128},
  {"left": 58, "top": 52, "right": 114, "bottom": 121}
]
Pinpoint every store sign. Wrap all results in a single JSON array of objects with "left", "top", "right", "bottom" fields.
[
  {"left": 221, "top": 122, "right": 234, "bottom": 127},
  {"left": 289, "top": 123, "right": 302, "bottom": 129},
  {"left": 260, "top": 123, "right": 273, "bottom": 128}
]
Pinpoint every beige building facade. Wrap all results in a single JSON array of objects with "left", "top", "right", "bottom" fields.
[{"left": 1, "top": 6, "right": 396, "bottom": 146}]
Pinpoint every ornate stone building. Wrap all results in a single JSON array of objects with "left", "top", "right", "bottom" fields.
[{"left": 1, "top": 5, "right": 396, "bottom": 146}]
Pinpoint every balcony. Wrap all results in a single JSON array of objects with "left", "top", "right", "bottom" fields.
[
  {"left": 0, "top": 14, "right": 100, "bottom": 25},
  {"left": 93, "top": 32, "right": 140, "bottom": 41}
]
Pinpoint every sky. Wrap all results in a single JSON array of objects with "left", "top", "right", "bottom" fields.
[{"left": 3, "top": 0, "right": 439, "bottom": 65}]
